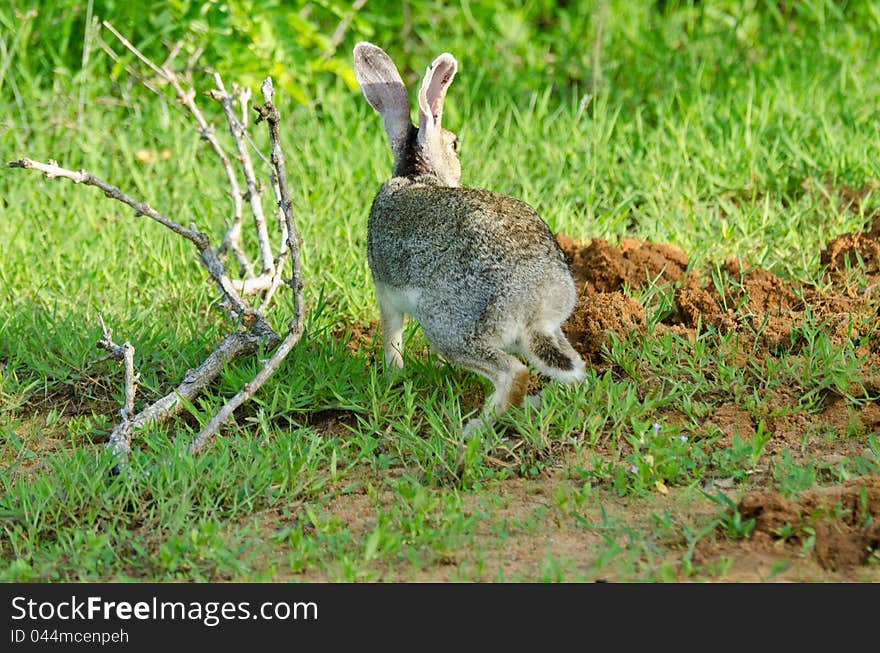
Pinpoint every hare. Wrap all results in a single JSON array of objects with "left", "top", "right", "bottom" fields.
[{"left": 353, "top": 42, "right": 585, "bottom": 433}]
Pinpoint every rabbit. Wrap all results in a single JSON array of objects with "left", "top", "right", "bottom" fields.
[{"left": 353, "top": 42, "right": 586, "bottom": 434}]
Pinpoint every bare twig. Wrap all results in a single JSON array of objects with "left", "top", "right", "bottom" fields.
[
  {"left": 257, "top": 78, "right": 304, "bottom": 328},
  {"left": 161, "top": 40, "right": 185, "bottom": 71},
  {"left": 103, "top": 20, "right": 252, "bottom": 279},
  {"left": 96, "top": 314, "right": 126, "bottom": 361},
  {"left": 96, "top": 315, "right": 139, "bottom": 461},
  {"left": 95, "top": 34, "right": 162, "bottom": 96},
  {"left": 258, "top": 169, "right": 290, "bottom": 312},
  {"left": 111, "top": 323, "right": 277, "bottom": 449},
  {"left": 185, "top": 46, "right": 205, "bottom": 75},
  {"left": 5, "top": 157, "right": 258, "bottom": 324},
  {"left": 189, "top": 77, "right": 304, "bottom": 454},
  {"left": 207, "top": 74, "right": 275, "bottom": 281}
]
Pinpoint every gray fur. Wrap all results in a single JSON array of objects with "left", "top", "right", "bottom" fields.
[{"left": 354, "top": 43, "right": 585, "bottom": 432}]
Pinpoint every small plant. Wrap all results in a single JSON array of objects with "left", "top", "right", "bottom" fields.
[
  {"left": 710, "top": 421, "right": 772, "bottom": 481},
  {"left": 797, "top": 525, "right": 817, "bottom": 559},
  {"left": 621, "top": 421, "right": 704, "bottom": 495},
  {"left": 772, "top": 450, "right": 817, "bottom": 497},
  {"left": 704, "top": 490, "right": 756, "bottom": 540}
]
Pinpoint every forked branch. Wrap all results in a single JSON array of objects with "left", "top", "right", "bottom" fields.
[
  {"left": 189, "top": 78, "right": 305, "bottom": 454},
  {"left": 7, "top": 30, "right": 306, "bottom": 459},
  {"left": 6, "top": 157, "right": 259, "bottom": 325},
  {"left": 96, "top": 315, "right": 139, "bottom": 461}
]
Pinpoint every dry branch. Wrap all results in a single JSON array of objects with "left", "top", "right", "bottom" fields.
[
  {"left": 96, "top": 315, "right": 139, "bottom": 461},
  {"left": 110, "top": 323, "right": 277, "bottom": 448},
  {"left": 6, "top": 157, "right": 259, "bottom": 325},
  {"left": 206, "top": 75, "right": 276, "bottom": 285},
  {"left": 189, "top": 78, "right": 304, "bottom": 454},
  {"left": 8, "top": 28, "right": 307, "bottom": 459},
  {"left": 7, "top": 155, "right": 282, "bottom": 456},
  {"left": 257, "top": 170, "right": 291, "bottom": 313}
]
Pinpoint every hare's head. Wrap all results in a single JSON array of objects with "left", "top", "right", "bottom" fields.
[{"left": 354, "top": 42, "right": 461, "bottom": 187}]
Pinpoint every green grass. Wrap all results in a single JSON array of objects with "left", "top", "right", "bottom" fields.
[{"left": 2, "top": 1, "right": 880, "bottom": 582}]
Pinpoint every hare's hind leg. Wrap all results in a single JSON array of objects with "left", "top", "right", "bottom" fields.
[
  {"left": 451, "top": 346, "right": 530, "bottom": 435},
  {"left": 522, "top": 326, "right": 585, "bottom": 384},
  {"left": 375, "top": 285, "right": 405, "bottom": 371}
]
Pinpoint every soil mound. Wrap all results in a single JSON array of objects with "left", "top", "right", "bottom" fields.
[
  {"left": 735, "top": 475, "right": 880, "bottom": 569},
  {"left": 559, "top": 220, "right": 880, "bottom": 366},
  {"left": 821, "top": 224, "right": 880, "bottom": 277},
  {"left": 556, "top": 234, "right": 688, "bottom": 294},
  {"left": 562, "top": 292, "right": 646, "bottom": 362}
]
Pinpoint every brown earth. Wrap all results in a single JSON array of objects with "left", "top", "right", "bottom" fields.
[
  {"left": 695, "top": 474, "right": 880, "bottom": 573},
  {"left": 557, "top": 224, "right": 880, "bottom": 363},
  {"left": 738, "top": 474, "right": 880, "bottom": 570},
  {"left": 553, "top": 215, "right": 880, "bottom": 576},
  {"left": 556, "top": 216, "right": 880, "bottom": 396},
  {"left": 556, "top": 235, "right": 689, "bottom": 294},
  {"left": 822, "top": 218, "right": 880, "bottom": 278},
  {"left": 310, "top": 213, "right": 880, "bottom": 580}
]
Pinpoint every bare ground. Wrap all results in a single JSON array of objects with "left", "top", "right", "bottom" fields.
[
  {"left": 550, "top": 204, "right": 880, "bottom": 579},
  {"left": 6, "top": 186, "right": 880, "bottom": 581},
  {"left": 307, "top": 200, "right": 880, "bottom": 581}
]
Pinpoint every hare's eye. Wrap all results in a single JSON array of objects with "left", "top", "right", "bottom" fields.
[{"left": 450, "top": 138, "right": 458, "bottom": 154}]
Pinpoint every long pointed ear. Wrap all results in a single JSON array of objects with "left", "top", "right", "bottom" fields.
[
  {"left": 353, "top": 42, "right": 412, "bottom": 147},
  {"left": 417, "top": 52, "right": 458, "bottom": 140}
]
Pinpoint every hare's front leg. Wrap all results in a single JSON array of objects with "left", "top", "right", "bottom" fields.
[{"left": 375, "top": 285, "right": 405, "bottom": 371}]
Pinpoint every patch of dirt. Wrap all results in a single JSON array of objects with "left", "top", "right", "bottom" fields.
[
  {"left": 759, "top": 389, "right": 812, "bottom": 445},
  {"left": 717, "top": 474, "right": 880, "bottom": 571},
  {"left": 706, "top": 404, "right": 756, "bottom": 446},
  {"left": 821, "top": 225, "right": 880, "bottom": 277},
  {"left": 562, "top": 292, "right": 646, "bottom": 362},
  {"left": 673, "top": 273, "right": 727, "bottom": 329},
  {"left": 818, "top": 397, "right": 878, "bottom": 436},
  {"left": 557, "top": 234, "right": 688, "bottom": 294},
  {"left": 561, "top": 219, "right": 879, "bottom": 343},
  {"left": 19, "top": 376, "right": 120, "bottom": 425},
  {"left": 302, "top": 409, "right": 360, "bottom": 437},
  {"left": 332, "top": 320, "right": 379, "bottom": 355},
  {"left": 268, "top": 473, "right": 724, "bottom": 582},
  {"left": 558, "top": 217, "right": 880, "bottom": 440},
  {"left": 2, "top": 416, "right": 73, "bottom": 485},
  {"left": 262, "top": 468, "right": 879, "bottom": 582}
]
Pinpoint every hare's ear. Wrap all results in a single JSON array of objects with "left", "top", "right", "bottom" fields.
[
  {"left": 354, "top": 42, "right": 412, "bottom": 148},
  {"left": 417, "top": 52, "right": 458, "bottom": 141}
]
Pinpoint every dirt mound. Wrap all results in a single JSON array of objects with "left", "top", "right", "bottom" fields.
[
  {"left": 557, "top": 234, "right": 688, "bottom": 294},
  {"left": 723, "top": 259, "right": 801, "bottom": 313},
  {"left": 670, "top": 258, "right": 804, "bottom": 333},
  {"left": 706, "top": 404, "right": 756, "bottom": 446},
  {"left": 562, "top": 292, "right": 646, "bottom": 361},
  {"left": 734, "top": 475, "right": 880, "bottom": 570},
  {"left": 821, "top": 224, "right": 880, "bottom": 277},
  {"left": 672, "top": 273, "right": 726, "bottom": 328},
  {"left": 560, "top": 220, "right": 880, "bottom": 361}
]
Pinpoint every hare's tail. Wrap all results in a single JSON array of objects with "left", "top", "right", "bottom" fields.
[{"left": 523, "top": 328, "right": 586, "bottom": 383}]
